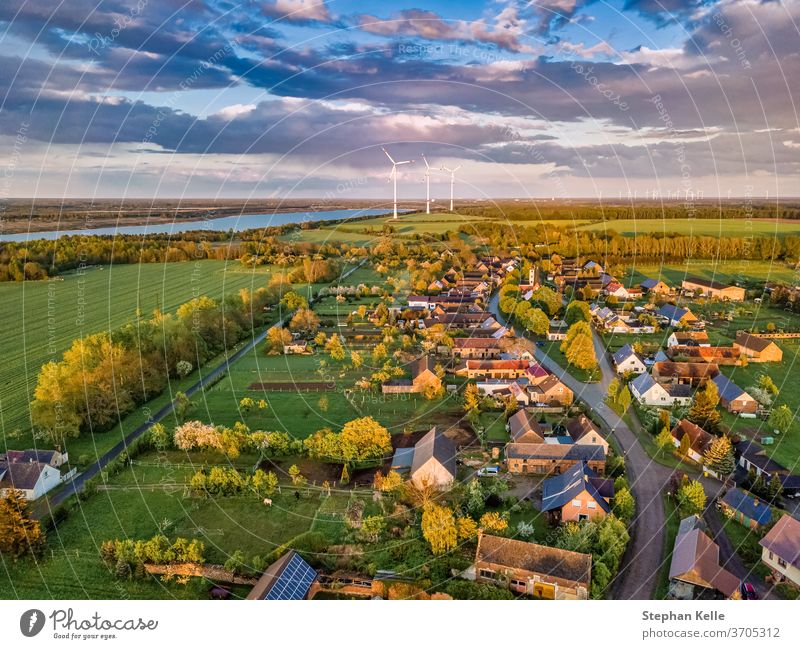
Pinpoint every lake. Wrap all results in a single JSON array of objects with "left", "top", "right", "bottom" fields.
[{"left": 0, "top": 208, "right": 401, "bottom": 242}]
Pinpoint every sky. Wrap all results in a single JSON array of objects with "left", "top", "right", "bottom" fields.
[{"left": 0, "top": 0, "right": 798, "bottom": 199}]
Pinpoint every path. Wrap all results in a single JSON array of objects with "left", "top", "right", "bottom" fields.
[{"left": 36, "top": 259, "right": 366, "bottom": 516}]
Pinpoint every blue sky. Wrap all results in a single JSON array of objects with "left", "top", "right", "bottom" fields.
[{"left": 0, "top": 0, "right": 797, "bottom": 198}]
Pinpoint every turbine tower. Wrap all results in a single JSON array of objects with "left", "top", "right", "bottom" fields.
[
  {"left": 421, "top": 154, "right": 432, "bottom": 214},
  {"left": 382, "top": 147, "right": 413, "bottom": 219},
  {"left": 441, "top": 164, "right": 461, "bottom": 212}
]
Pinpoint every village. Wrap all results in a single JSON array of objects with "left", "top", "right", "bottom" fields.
[{"left": 4, "top": 248, "right": 800, "bottom": 603}]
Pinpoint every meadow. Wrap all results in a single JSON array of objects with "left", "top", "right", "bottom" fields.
[
  {"left": 621, "top": 260, "right": 800, "bottom": 288},
  {"left": 577, "top": 218, "right": 800, "bottom": 238}
]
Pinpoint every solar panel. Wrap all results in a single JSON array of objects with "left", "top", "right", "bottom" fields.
[{"left": 265, "top": 553, "right": 317, "bottom": 600}]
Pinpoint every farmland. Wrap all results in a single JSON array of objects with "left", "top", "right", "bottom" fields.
[{"left": 577, "top": 218, "right": 800, "bottom": 238}]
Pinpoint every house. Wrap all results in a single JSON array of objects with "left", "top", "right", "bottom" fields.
[
  {"left": 682, "top": 277, "right": 746, "bottom": 301},
  {"left": 529, "top": 375, "right": 574, "bottom": 407},
  {"left": 759, "top": 515, "right": 800, "bottom": 587},
  {"left": 452, "top": 338, "right": 503, "bottom": 359},
  {"left": 670, "top": 419, "right": 713, "bottom": 464},
  {"left": 1, "top": 448, "right": 68, "bottom": 468},
  {"left": 541, "top": 462, "right": 613, "bottom": 523},
  {"left": 641, "top": 278, "right": 672, "bottom": 294},
  {"left": 547, "top": 321, "right": 569, "bottom": 341},
  {"left": 505, "top": 443, "right": 606, "bottom": 475},
  {"left": 381, "top": 355, "right": 441, "bottom": 394},
  {"left": 0, "top": 457, "right": 64, "bottom": 500},
  {"left": 667, "top": 331, "right": 710, "bottom": 347},
  {"left": 668, "top": 515, "right": 740, "bottom": 599},
  {"left": 612, "top": 344, "right": 647, "bottom": 374},
  {"left": 712, "top": 374, "right": 758, "bottom": 414},
  {"left": 733, "top": 333, "right": 783, "bottom": 362},
  {"left": 507, "top": 409, "right": 545, "bottom": 444},
  {"left": 629, "top": 372, "right": 693, "bottom": 406},
  {"left": 719, "top": 488, "right": 772, "bottom": 530},
  {"left": 666, "top": 345, "right": 741, "bottom": 365},
  {"left": 734, "top": 440, "right": 787, "bottom": 480},
  {"left": 652, "top": 361, "right": 719, "bottom": 386},
  {"left": 658, "top": 304, "right": 699, "bottom": 327},
  {"left": 454, "top": 359, "right": 530, "bottom": 380},
  {"left": 283, "top": 341, "right": 310, "bottom": 354},
  {"left": 247, "top": 550, "right": 318, "bottom": 600},
  {"left": 566, "top": 415, "right": 609, "bottom": 453},
  {"left": 475, "top": 534, "right": 592, "bottom": 600},
  {"left": 409, "top": 426, "right": 457, "bottom": 490}
]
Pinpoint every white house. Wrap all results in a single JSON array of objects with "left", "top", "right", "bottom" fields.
[
  {"left": 629, "top": 373, "right": 693, "bottom": 406},
  {"left": 0, "top": 460, "right": 63, "bottom": 500},
  {"left": 759, "top": 515, "right": 800, "bottom": 588},
  {"left": 410, "top": 426, "right": 457, "bottom": 490},
  {"left": 612, "top": 344, "right": 647, "bottom": 374}
]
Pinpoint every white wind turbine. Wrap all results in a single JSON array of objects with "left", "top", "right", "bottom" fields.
[
  {"left": 421, "top": 153, "right": 433, "bottom": 214},
  {"left": 441, "top": 163, "right": 461, "bottom": 212},
  {"left": 383, "top": 147, "right": 413, "bottom": 218}
]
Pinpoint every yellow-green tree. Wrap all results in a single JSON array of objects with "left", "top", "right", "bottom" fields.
[
  {"left": 0, "top": 490, "right": 45, "bottom": 558},
  {"left": 421, "top": 504, "right": 457, "bottom": 555}
]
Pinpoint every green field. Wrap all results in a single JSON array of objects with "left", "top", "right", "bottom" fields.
[
  {"left": 621, "top": 260, "right": 800, "bottom": 288},
  {"left": 0, "top": 260, "right": 282, "bottom": 441},
  {"left": 578, "top": 218, "right": 800, "bottom": 237}
]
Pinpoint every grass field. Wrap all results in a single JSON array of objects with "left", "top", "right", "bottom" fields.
[
  {"left": 578, "top": 218, "right": 800, "bottom": 237},
  {"left": 0, "top": 260, "right": 281, "bottom": 442},
  {"left": 621, "top": 260, "right": 800, "bottom": 289}
]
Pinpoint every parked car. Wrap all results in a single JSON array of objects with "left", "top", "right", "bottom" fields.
[
  {"left": 477, "top": 466, "right": 500, "bottom": 477},
  {"left": 740, "top": 582, "right": 757, "bottom": 600}
]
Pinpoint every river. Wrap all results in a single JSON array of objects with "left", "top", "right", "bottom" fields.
[{"left": 0, "top": 208, "right": 402, "bottom": 242}]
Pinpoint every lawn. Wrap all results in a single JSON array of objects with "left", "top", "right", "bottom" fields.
[
  {"left": 653, "top": 495, "right": 681, "bottom": 600},
  {"left": 579, "top": 218, "right": 800, "bottom": 238},
  {"left": 541, "top": 341, "right": 601, "bottom": 383},
  {"left": 0, "top": 260, "right": 279, "bottom": 445},
  {"left": 621, "top": 260, "right": 800, "bottom": 289},
  {"left": 479, "top": 411, "right": 509, "bottom": 443}
]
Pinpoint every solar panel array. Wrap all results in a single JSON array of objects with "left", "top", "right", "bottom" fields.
[{"left": 265, "top": 553, "right": 317, "bottom": 600}]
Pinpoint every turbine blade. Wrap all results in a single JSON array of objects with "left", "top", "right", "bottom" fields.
[{"left": 382, "top": 147, "right": 395, "bottom": 164}]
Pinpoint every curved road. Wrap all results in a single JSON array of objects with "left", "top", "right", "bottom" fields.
[{"left": 39, "top": 260, "right": 366, "bottom": 516}]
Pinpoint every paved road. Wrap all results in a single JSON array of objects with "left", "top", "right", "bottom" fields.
[
  {"left": 37, "top": 260, "right": 366, "bottom": 517},
  {"left": 489, "top": 294, "right": 675, "bottom": 599}
]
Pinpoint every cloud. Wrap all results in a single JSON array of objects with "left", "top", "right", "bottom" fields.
[{"left": 262, "top": 0, "right": 332, "bottom": 24}]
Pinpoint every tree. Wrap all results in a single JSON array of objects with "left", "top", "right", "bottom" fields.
[
  {"left": 0, "top": 490, "right": 45, "bottom": 558},
  {"left": 147, "top": 422, "right": 171, "bottom": 451},
  {"left": 175, "top": 360, "right": 193, "bottom": 377},
  {"left": 768, "top": 404, "right": 793, "bottom": 434},
  {"left": 371, "top": 343, "right": 388, "bottom": 363},
  {"left": 530, "top": 286, "right": 561, "bottom": 316},
  {"left": 615, "top": 385, "right": 632, "bottom": 413},
  {"left": 463, "top": 383, "right": 480, "bottom": 414},
  {"left": 678, "top": 432, "right": 691, "bottom": 457},
  {"left": 239, "top": 397, "right": 255, "bottom": 414},
  {"left": 325, "top": 335, "right": 346, "bottom": 361},
  {"left": 350, "top": 351, "right": 363, "bottom": 369},
  {"left": 688, "top": 379, "right": 721, "bottom": 432},
  {"left": 677, "top": 478, "right": 706, "bottom": 514},
  {"left": 289, "top": 308, "right": 320, "bottom": 335},
  {"left": 768, "top": 473, "right": 783, "bottom": 501},
  {"left": 606, "top": 379, "right": 620, "bottom": 404},
  {"left": 479, "top": 512, "right": 508, "bottom": 534},
  {"left": 340, "top": 463, "right": 350, "bottom": 485},
  {"left": 454, "top": 516, "right": 477, "bottom": 541},
  {"left": 174, "top": 391, "right": 192, "bottom": 422},
  {"left": 613, "top": 487, "right": 635, "bottom": 522},
  {"left": 251, "top": 470, "right": 278, "bottom": 498},
  {"left": 281, "top": 291, "right": 308, "bottom": 311},
  {"left": 288, "top": 465, "right": 306, "bottom": 487},
  {"left": 358, "top": 516, "right": 386, "bottom": 542},
  {"left": 421, "top": 504, "right": 457, "bottom": 555},
  {"left": 565, "top": 300, "right": 592, "bottom": 325},
  {"left": 703, "top": 436, "right": 735, "bottom": 475},
  {"left": 524, "top": 307, "right": 550, "bottom": 336},
  {"left": 265, "top": 327, "right": 292, "bottom": 354},
  {"left": 564, "top": 328, "right": 597, "bottom": 370},
  {"left": 758, "top": 374, "right": 779, "bottom": 396},
  {"left": 655, "top": 425, "right": 674, "bottom": 450},
  {"left": 465, "top": 478, "right": 486, "bottom": 515}
]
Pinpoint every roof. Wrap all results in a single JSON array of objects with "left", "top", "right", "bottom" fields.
[
  {"left": 658, "top": 304, "right": 691, "bottom": 321},
  {"left": 653, "top": 361, "right": 719, "bottom": 380},
  {"left": 734, "top": 332, "right": 775, "bottom": 353},
  {"left": 411, "top": 355, "right": 436, "bottom": 379},
  {"left": 735, "top": 440, "right": 786, "bottom": 476},
  {"left": 465, "top": 360, "right": 530, "bottom": 371},
  {"left": 721, "top": 488, "right": 772, "bottom": 526},
  {"left": 476, "top": 534, "right": 592, "bottom": 585},
  {"left": 4, "top": 449, "right": 60, "bottom": 465},
  {"left": 525, "top": 363, "right": 550, "bottom": 380},
  {"left": 640, "top": 278, "right": 663, "bottom": 289},
  {"left": 669, "top": 346, "right": 739, "bottom": 362},
  {"left": 507, "top": 409, "right": 545, "bottom": 444},
  {"left": 247, "top": 550, "right": 317, "bottom": 600},
  {"left": 759, "top": 515, "right": 800, "bottom": 569},
  {"left": 541, "top": 462, "right": 612, "bottom": 513},
  {"left": 411, "top": 426, "right": 457, "bottom": 479},
  {"left": 672, "top": 331, "right": 710, "bottom": 344},
  {"left": 505, "top": 443, "right": 606, "bottom": 462},
  {"left": 712, "top": 374, "right": 751, "bottom": 402},
  {"left": 453, "top": 337, "right": 501, "bottom": 349},
  {"left": 669, "top": 521, "right": 739, "bottom": 597},
  {"left": 684, "top": 277, "right": 735, "bottom": 291},
  {"left": 612, "top": 343, "right": 644, "bottom": 366},
  {"left": 0, "top": 460, "right": 47, "bottom": 490},
  {"left": 671, "top": 419, "right": 712, "bottom": 454},
  {"left": 391, "top": 447, "right": 415, "bottom": 471},
  {"left": 630, "top": 372, "right": 659, "bottom": 395},
  {"left": 566, "top": 415, "right": 602, "bottom": 443},
  {"left": 534, "top": 374, "right": 567, "bottom": 395}
]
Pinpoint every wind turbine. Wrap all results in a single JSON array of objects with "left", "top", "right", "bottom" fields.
[
  {"left": 421, "top": 154, "right": 432, "bottom": 214},
  {"left": 441, "top": 164, "right": 461, "bottom": 212},
  {"left": 382, "top": 147, "right": 413, "bottom": 219}
]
